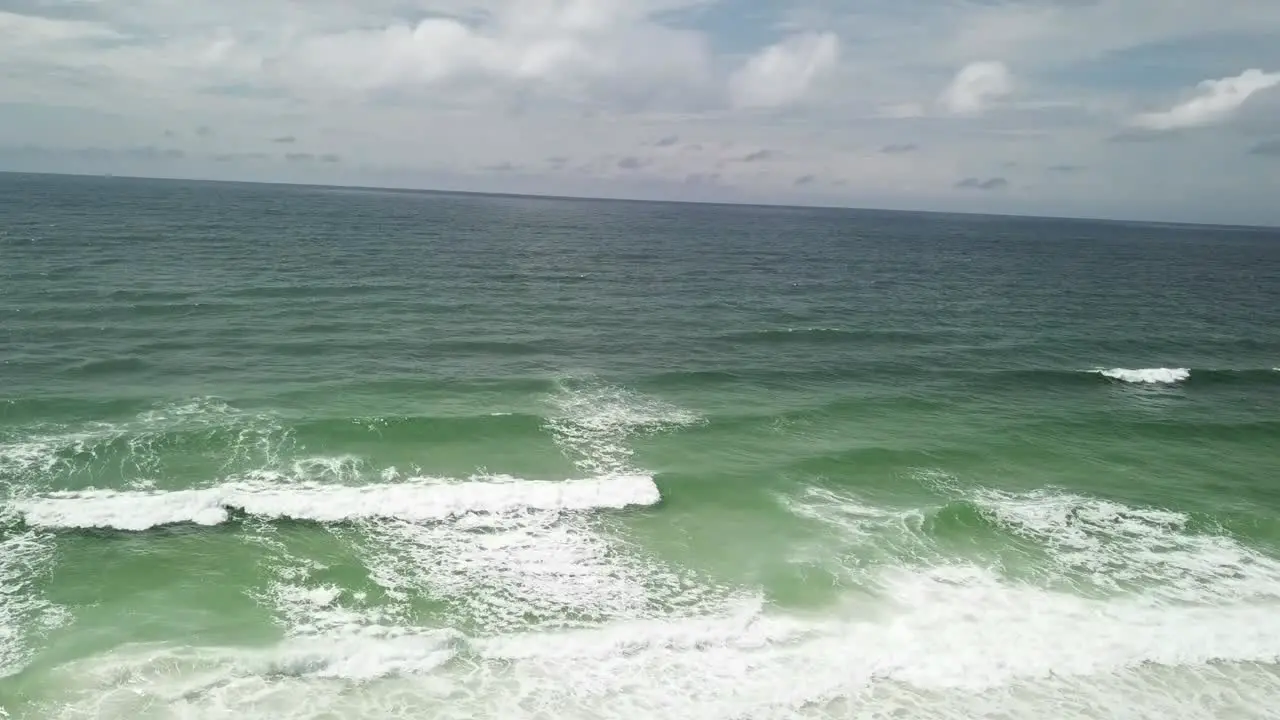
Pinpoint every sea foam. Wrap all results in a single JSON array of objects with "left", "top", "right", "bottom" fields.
[
  {"left": 24, "top": 564, "right": 1280, "bottom": 719},
  {"left": 1096, "top": 367, "right": 1190, "bottom": 384},
  {"left": 15, "top": 472, "right": 1280, "bottom": 718},
  {"left": 0, "top": 529, "right": 68, "bottom": 678},
  {"left": 12, "top": 474, "right": 660, "bottom": 531}
]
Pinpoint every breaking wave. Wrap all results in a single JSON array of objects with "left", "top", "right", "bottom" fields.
[
  {"left": 1095, "top": 367, "right": 1190, "bottom": 384},
  {"left": 12, "top": 474, "right": 660, "bottom": 532}
]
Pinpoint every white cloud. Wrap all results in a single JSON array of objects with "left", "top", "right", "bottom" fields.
[
  {"left": 940, "top": 61, "right": 1014, "bottom": 115},
  {"left": 1131, "top": 69, "right": 1280, "bottom": 130},
  {"left": 2, "top": 0, "right": 1280, "bottom": 225},
  {"left": 728, "top": 32, "right": 839, "bottom": 110},
  {"left": 244, "top": 2, "right": 717, "bottom": 105}
]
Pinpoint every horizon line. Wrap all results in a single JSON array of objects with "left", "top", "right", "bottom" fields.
[{"left": 1, "top": 169, "right": 1276, "bottom": 232}]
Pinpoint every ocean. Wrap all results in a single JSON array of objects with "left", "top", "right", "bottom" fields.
[{"left": 2, "top": 171, "right": 1280, "bottom": 719}]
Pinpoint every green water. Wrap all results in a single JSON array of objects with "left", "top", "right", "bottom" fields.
[{"left": 2, "top": 172, "right": 1280, "bottom": 718}]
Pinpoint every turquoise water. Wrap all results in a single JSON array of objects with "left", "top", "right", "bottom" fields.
[{"left": 2, "top": 172, "right": 1280, "bottom": 718}]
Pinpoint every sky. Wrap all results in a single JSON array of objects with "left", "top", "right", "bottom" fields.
[{"left": 2, "top": 0, "right": 1280, "bottom": 225}]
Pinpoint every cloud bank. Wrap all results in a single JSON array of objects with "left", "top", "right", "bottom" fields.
[{"left": 1, "top": 0, "right": 1279, "bottom": 225}]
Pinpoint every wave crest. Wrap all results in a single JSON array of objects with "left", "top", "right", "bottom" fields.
[
  {"left": 1096, "top": 368, "right": 1191, "bottom": 384},
  {"left": 12, "top": 474, "right": 660, "bottom": 532}
]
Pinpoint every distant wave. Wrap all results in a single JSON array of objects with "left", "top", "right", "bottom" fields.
[
  {"left": 712, "top": 327, "right": 953, "bottom": 345},
  {"left": 966, "top": 366, "right": 1279, "bottom": 389},
  {"left": 11, "top": 474, "right": 659, "bottom": 532},
  {"left": 1090, "top": 367, "right": 1280, "bottom": 386},
  {"left": 1003, "top": 366, "right": 1280, "bottom": 388},
  {"left": 638, "top": 365, "right": 1280, "bottom": 392},
  {"left": 1095, "top": 367, "right": 1191, "bottom": 385}
]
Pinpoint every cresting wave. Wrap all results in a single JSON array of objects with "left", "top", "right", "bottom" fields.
[
  {"left": 1091, "top": 366, "right": 1280, "bottom": 385},
  {"left": 14, "top": 381, "right": 1280, "bottom": 717},
  {"left": 1095, "top": 367, "right": 1191, "bottom": 384},
  {"left": 782, "top": 472, "right": 1280, "bottom": 606},
  {"left": 9, "top": 474, "right": 660, "bottom": 532},
  {"left": 229, "top": 381, "right": 718, "bottom": 648},
  {"left": 12, "top": 469, "right": 1280, "bottom": 718},
  {"left": 637, "top": 365, "right": 1280, "bottom": 393}
]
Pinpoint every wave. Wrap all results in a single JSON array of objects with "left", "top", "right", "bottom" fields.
[
  {"left": 0, "top": 382, "right": 702, "bottom": 489},
  {"left": 0, "top": 397, "right": 293, "bottom": 487},
  {"left": 544, "top": 379, "right": 702, "bottom": 476},
  {"left": 636, "top": 365, "right": 1280, "bottom": 393},
  {"left": 240, "top": 380, "right": 717, "bottom": 639},
  {"left": 10, "top": 474, "right": 660, "bottom": 532},
  {"left": 1091, "top": 366, "right": 1280, "bottom": 386},
  {"left": 23, "top": 566, "right": 1280, "bottom": 719},
  {"left": 0, "top": 524, "right": 68, "bottom": 678},
  {"left": 11, "top": 459, "right": 1280, "bottom": 716},
  {"left": 782, "top": 475, "right": 1280, "bottom": 605},
  {"left": 0, "top": 410, "right": 553, "bottom": 482},
  {"left": 997, "top": 366, "right": 1280, "bottom": 388},
  {"left": 1095, "top": 367, "right": 1190, "bottom": 384},
  {"left": 983, "top": 366, "right": 1280, "bottom": 389}
]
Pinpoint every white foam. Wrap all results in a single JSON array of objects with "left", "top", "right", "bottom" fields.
[
  {"left": 0, "top": 528, "right": 68, "bottom": 678},
  {"left": 0, "top": 397, "right": 292, "bottom": 487},
  {"left": 545, "top": 380, "right": 701, "bottom": 475},
  {"left": 17, "top": 469, "right": 1280, "bottom": 718},
  {"left": 265, "top": 627, "right": 465, "bottom": 680},
  {"left": 460, "top": 569, "right": 1280, "bottom": 716},
  {"left": 195, "top": 383, "right": 701, "bottom": 666},
  {"left": 22, "top": 562, "right": 1280, "bottom": 719},
  {"left": 354, "top": 514, "right": 650, "bottom": 633},
  {"left": 12, "top": 474, "right": 660, "bottom": 531},
  {"left": 351, "top": 507, "right": 729, "bottom": 636},
  {"left": 785, "top": 478, "right": 1280, "bottom": 606},
  {"left": 119, "top": 476, "right": 1275, "bottom": 718},
  {"left": 980, "top": 487, "right": 1280, "bottom": 603},
  {"left": 0, "top": 437, "right": 66, "bottom": 479},
  {"left": 320, "top": 382, "right": 714, "bottom": 634},
  {"left": 1097, "top": 367, "right": 1190, "bottom": 384}
]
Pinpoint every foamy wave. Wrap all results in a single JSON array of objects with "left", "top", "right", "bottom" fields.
[
  {"left": 351, "top": 507, "right": 732, "bottom": 636},
  {"left": 237, "top": 382, "right": 707, "bottom": 641},
  {"left": 354, "top": 514, "right": 656, "bottom": 633},
  {"left": 12, "top": 474, "right": 660, "bottom": 531},
  {"left": 1097, "top": 367, "right": 1190, "bottom": 384},
  {"left": 0, "top": 396, "right": 291, "bottom": 486},
  {"left": 0, "top": 528, "right": 68, "bottom": 678},
  {"left": 973, "top": 486, "right": 1280, "bottom": 604},
  {"left": 76, "top": 478, "right": 1276, "bottom": 717},
  {"left": 786, "top": 476, "right": 1280, "bottom": 606},
  {"left": 24, "top": 565, "right": 1280, "bottom": 719},
  {"left": 546, "top": 380, "right": 701, "bottom": 475}
]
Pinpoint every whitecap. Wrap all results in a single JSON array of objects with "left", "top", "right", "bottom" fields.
[
  {"left": 12, "top": 474, "right": 660, "bottom": 531},
  {"left": 1096, "top": 367, "right": 1190, "bottom": 384}
]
